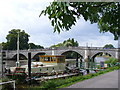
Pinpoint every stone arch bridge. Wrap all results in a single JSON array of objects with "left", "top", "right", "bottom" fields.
[{"left": 2, "top": 46, "right": 120, "bottom": 61}]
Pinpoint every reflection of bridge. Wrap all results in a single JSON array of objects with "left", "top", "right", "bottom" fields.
[{"left": 2, "top": 46, "right": 120, "bottom": 60}]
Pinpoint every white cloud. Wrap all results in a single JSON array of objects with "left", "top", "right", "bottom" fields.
[{"left": 0, "top": 0, "right": 118, "bottom": 48}]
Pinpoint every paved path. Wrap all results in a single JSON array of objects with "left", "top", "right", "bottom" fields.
[{"left": 67, "top": 70, "right": 119, "bottom": 88}]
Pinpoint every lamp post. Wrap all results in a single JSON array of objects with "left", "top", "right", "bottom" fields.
[
  {"left": 16, "top": 31, "right": 20, "bottom": 67},
  {"left": 91, "top": 43, "right": 92, "bottom": 47},
  {"left": 86, "top": 43, "right": 88, "bottom": 47}
]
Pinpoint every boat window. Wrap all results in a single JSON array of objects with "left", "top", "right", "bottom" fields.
[
  {"left": 52, "top": 57, "right": 56, "bottom": 62},
  {"left": 40, "top": 57, "right": 44, "bottom": 62},
  {"left": 51, "top": 57, "right": 53, "bottom": 61},
  {"left": 39, "top": 55, "right": 65, "bottom": 63},
  {"left": 48, "top": 57, "right": 50, "bottom": 61},
  {"left": 44, "top": 57, "right": 48, "bottom": 61}
]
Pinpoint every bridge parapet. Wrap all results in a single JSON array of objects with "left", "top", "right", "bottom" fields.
[{"left": 3, "top": 46, "right": 118, "bottom": 53}]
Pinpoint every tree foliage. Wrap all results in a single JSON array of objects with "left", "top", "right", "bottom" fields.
[
  {"left": 50, "top": 38, "right": 79, "bottom": 48},
  {"left": 2, "top": 29, "right": 30, "bottom": 50},
  {"left": 103, "top": 44, "right": 115, "bottom": 49},
  {"left": 2, "top": 29, "right": 44, "bottom": 50},
  {"left": 40, "top": 2, "right": 119, "bottom": 40},
  {"left": 50, "top": 43, "right": 64, "bottom": 48},
  {"left": 104, "top": 57, "right": 118, "bottom": 65},
  {"left": 63, "top": 38, "right": 79, "bottom": 47},
  {"left": 29, "top": 43, "right": 44, "bottom": 49}
]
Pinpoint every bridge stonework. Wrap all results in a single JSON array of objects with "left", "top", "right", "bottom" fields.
[
  {"left": 53, "top": 47, "right": 85, "bottom": 58},
  {"left": 2, "top": 47, "right": 120, "bottom": 61}
]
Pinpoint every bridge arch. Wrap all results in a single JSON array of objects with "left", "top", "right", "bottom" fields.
[
  {"left": 32, "top": 52, "right": 46, "bottom": 61},
  {"left": 61, "top": 50, "right": 84, "bottom": 68},
  {"left": 61, "top": 50, "right": 83, "bottom": 59},
  {"left": 91, "top": 52, "right": 113, "bottom": 62},
  {"left": 11, "top": 53, "right": 27, "bottom": 60},
  {"left": 59, "top": 49, "right": 85, "bottom": 59}
]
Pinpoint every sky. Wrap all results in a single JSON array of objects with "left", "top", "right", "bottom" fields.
[{"left": 0, "top": 0, "right": 118, "bottom": 48}]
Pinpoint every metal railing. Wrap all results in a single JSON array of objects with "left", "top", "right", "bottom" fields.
[{"left": 0, "top": 80, "right": 15, "bottom": 90}]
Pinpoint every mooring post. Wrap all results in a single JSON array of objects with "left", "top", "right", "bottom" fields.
[
  {"left": 28, "top": 51, "right": 31, "bottom": 85},
  {"left": 76, "top": 53, "right": 79, "bottom": 68}
]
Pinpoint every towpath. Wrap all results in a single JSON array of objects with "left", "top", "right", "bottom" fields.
[{"left": 67, "top": 70, "right": 119, "bottom": 88}]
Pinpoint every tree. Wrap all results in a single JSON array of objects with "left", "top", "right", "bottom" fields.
[
  {"left": 50, "top": 38, "right": 79, "bottom": 48},
  {"left": 40, "top": 2, "right": 119, "bottom": 40},
  {"left": 50, "top": 43, "right": 63, "bottom": 48},
  {"left": 63, "top": 38, "right": 79, "bottom": 47},
  {"left": 3, "top": 29, "right": 30, "bottom": 50},
  {"left": 104, "top": 57, "right": 118, "bottom": 66},
  {"left": 63, "top": 41, "right": 73, "bottom": 47},
  {"left": 103, "top": 44, "right": 115, "bottom": 49},
  {"left": 29, "top": 43, "right": 44, "bottom": 49}
]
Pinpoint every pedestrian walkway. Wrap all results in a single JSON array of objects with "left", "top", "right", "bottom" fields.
[{"left": 67, "top": 70, "right": 119, "bottom": 88}]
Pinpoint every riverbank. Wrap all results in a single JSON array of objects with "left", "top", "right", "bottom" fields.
[
  {"left": 14, "top": 65, "right": 120, "bottom": 89},
  {"left": 96, "top": 55, "right": 110, "bottom": 58}
]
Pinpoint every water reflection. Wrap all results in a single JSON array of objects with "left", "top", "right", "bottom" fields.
[{"left": 95, "top": 57, "right": 110, "bottom": 63}]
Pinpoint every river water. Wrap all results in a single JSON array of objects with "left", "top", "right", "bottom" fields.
[
  {"left": 95, "top": 57, "right": 110, "bottom": 63},
  {"left": 3, "top": 57, "right": 110, "bottom": 69}
]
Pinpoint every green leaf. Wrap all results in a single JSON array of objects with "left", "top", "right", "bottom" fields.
[
  {"left": 52, "top": 20, "right": 54, "bottom": 26},
  {"left": 54, "top": 25, "right": 57, "bottom": 33},
  {"left": 58, "top": 21, "right": 62, "bottom": 29},
  {"left": 39, "top": 10, "right": 44, "bottom": 17},
  {"left": 56, "top": 25, "right": 60, "bottom": 33},
  {"left": 51, "top": 13, "right": 56, "bottom": 18}
]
